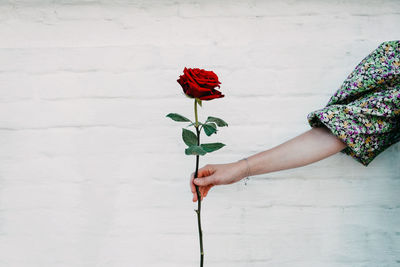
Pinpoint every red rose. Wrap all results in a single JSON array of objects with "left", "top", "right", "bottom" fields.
[{"left": 177, "top": 67, "right": 224, "bottom": 100}]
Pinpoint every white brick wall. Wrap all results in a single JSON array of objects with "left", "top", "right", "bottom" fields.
[{"left": 0, "top": 1, "right": 399, "bottom": 266}]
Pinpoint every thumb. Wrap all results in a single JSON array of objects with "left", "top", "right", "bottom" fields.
[{"left": 194, "top": 175, "right": 216, "bottom": 186}]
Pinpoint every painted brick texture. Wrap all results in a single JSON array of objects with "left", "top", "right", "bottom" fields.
[{"left": 0, "top": 1, "right": 399, "bottom": 266}]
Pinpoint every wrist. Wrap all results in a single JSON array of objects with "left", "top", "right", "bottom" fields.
[{"left": 235, "top": 158, "right": 251, "bottom": 181}]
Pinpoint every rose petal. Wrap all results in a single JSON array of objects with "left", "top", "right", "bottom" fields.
[
  {"left": 199, "top": 94, "right": 225, "bottom": 100},
  {"left": 177, "top": 67, "right": 224, "bottom": 100}
]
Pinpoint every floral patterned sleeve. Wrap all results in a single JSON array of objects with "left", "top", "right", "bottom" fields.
[{"left": 307, "top": 40, "right": 400, "bottom": 166}]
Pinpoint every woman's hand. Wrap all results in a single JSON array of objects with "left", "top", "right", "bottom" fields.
[
  {"left": 189, "top": 127, "right": 348, "bottom": 202},
  {"left": 190, "top": 160, "right": 248, "bottom": 202}
]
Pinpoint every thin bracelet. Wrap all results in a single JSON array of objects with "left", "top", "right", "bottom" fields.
[{"left": 241, "top": 157, "right": 251, "bottom": 182}]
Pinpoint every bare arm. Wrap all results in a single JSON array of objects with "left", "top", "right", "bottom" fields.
[
  {"left": 191, "top": 126, "right": 347, "bottom": 202},
  {"left": 247, "top": 126, "right": 347, "bottom": 175}
]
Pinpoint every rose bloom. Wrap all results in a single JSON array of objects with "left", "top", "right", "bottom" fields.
[{"left": 177, "top": 67, "right": 224, "bottom": 100}]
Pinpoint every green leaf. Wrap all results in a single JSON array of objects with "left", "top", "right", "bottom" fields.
[
  {"left": 206, "top": 116, "right": 228, "bottom": 127},
  {"left": 182, "top": 128, "right": 197, "bottom": 146},
  {"left": 185, "top": 145, "right": 207, "bottom": 156},
  {"left": 186, "top": 122, "right": 203, "bottom": 128},
  {"left": 200, "top": 143, "right": 226, "bottom": 153},
  {"left": 166, "top": 113, "right": 191, "bottom": 122},
  {"left": 203, "top": 123, "right": 217, "bottom": 136}
]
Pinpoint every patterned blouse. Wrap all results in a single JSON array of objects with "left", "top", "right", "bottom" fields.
[{"left": 307, "top": 40, "right": 400, "bottom": 166}]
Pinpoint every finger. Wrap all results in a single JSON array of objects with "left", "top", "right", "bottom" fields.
[
  {"left": 190, "top": 173, "right": 195, "bottom": 193},
  {"left": 197, "top": 165, "right": 215, "bottom": 178},
  {"left": 200, "top": 185, "right": 212, "bottom": 198},
  {"left": 193, "top": 187, "right": 204, "bottom": 202},
  {"left": 199, "top": 187, "right": 206, "bottom": 197},
  {"left": 193, "top": 191, "right": 199, "bottom": 202},
  {"left": 194, "top": 176, "right": 215, "bottom": 186}
]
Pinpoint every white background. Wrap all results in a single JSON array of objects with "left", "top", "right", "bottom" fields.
[{"left": 0, "top": 0, "right": 399, "bottom": 266}]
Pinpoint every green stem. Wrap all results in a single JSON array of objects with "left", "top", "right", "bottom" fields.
[
  {"left": 193, "top": 98, "right": 204, "bottom": 267},
  {"left": 194, "top": 99, "right": 199, "bottom": 128}
]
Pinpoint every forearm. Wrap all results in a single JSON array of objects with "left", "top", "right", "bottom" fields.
[{"left": 244, "top": 127, "right": 347, "bottom": 176}]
